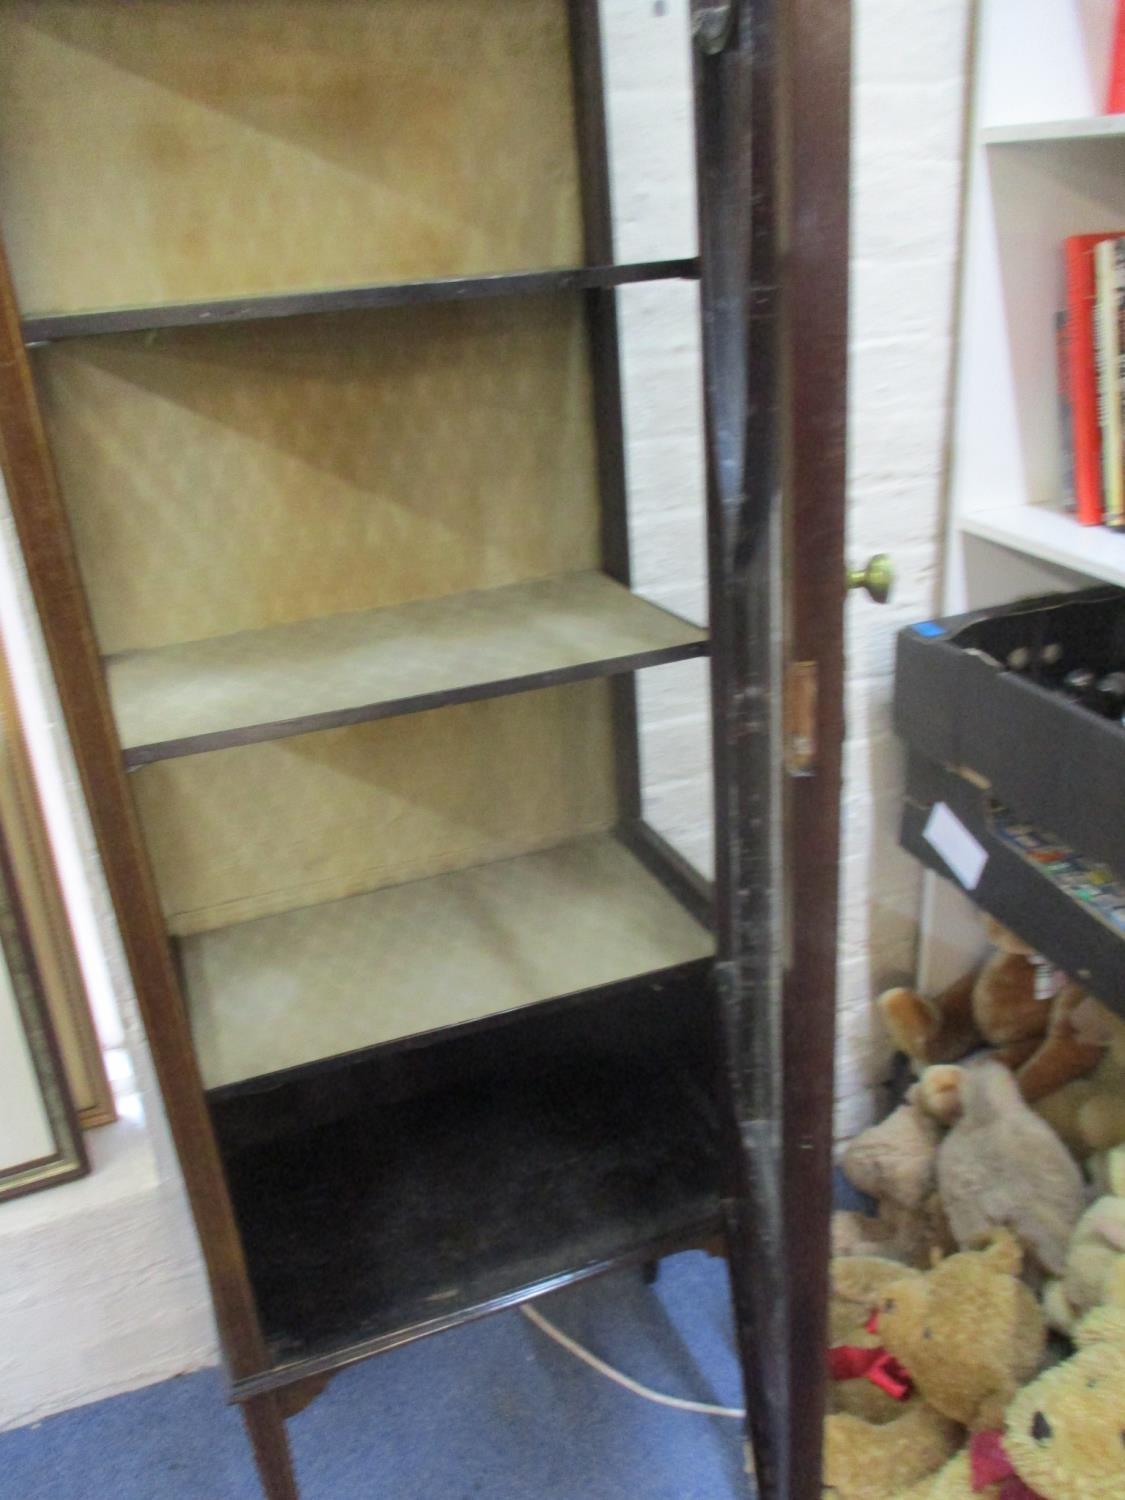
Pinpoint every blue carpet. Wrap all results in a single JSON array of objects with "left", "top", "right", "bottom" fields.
[{"left": 2, "top": 1251, "right": 752, "bottom": 1499}]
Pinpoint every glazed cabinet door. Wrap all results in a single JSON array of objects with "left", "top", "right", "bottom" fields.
[{"left": 693, "top": 2, "right": 850, "bottom": 1496}]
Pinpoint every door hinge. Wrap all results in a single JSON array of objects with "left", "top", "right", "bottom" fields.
[
  {"left": 692, "top": 0, "right": 736, "bottom": 55},
  {"left": 784, "top": 660, "right": 818, "bottom": 777}
]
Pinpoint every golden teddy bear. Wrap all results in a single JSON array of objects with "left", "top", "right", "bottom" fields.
[
  {"left": 890, "top": 1302, "right": 1125, "bottom": 1500},
  {"left": 1035, "top": 1006, "right": 1125, "bottom": 1159},
  {"left": 823, "top": 1234, "right": 1045, "bottom": 1500},
  {"left": 829, "top": 1256, "right": 929, "bottom": 1427}
]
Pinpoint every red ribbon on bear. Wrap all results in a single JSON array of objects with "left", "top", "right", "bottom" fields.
[
  {"left": 970, "top": 1431, "right": 1046, "bottom": 1500},
  {"left": 827, "top": 1312, "right": 914, "bottom": 1400}
]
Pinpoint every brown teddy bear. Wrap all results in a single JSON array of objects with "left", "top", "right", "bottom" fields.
[
  {"left": 833, "top": 1085, "right": 957, "bottom": 1268},
  {"left": 878, "top": 920, "right": 1109, "bottom": 1103},
  {"left": 930, "top": 1062, "right": 1087, "bottom": 1279},
  {"left": 822, "top": 1234, "right": 1046, "bottom": 1500},
  {"left": 891, "top": 1302, "right": 1125, "bottom": 1499}
]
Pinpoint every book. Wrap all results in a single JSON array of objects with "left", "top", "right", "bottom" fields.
[
  {"left": 1095, "top": 238, "right": 1125, "bottom": 529},
  {"left": 1095, "top": 240, "right": 1123, "bottom": 527},
  {"left": 1055, "top": 311, "right": 1075, "bottom": 510},
  {"left": 1064, "top": 233, "right": 1124, "bottom": 525},
  {"left": 1113, "top": 240, "right": 1125, "bottom": 530},
  {"left": 1109, "top": 0, "right": 1125, "bottom": 114}
]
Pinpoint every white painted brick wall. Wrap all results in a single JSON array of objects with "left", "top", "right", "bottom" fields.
[
  {"left": 603, "top": 0, "right": 972, "bottom": 1138},
  {"left": 838, "top": 0, "right": 972, "bottom": 1136}
]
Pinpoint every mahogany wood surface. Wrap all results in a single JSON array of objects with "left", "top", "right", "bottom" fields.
[
  {"left": 776, "top": 2, "right": 850, "bottom": 1493},
  {"left": 0, "top": 234, "right": 270, "bottom": 1378}
]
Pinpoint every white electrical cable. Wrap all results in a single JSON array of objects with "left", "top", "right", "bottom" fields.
[{"left": 519, "top": 1302, "right": 746, "bottom": 1419}]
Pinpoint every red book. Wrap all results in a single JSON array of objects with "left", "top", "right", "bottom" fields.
[
  {"left": 1108, "top": 0, "right": 1125, "bottom": 113},
  {"left": 1065, "top": 233, "right": 1123, "bottom": 524}
]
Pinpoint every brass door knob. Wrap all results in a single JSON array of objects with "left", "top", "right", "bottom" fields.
[{"left": 845, "top": 553, "right": 893, "bottom": 604}]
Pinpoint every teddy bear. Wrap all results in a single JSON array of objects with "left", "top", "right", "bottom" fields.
[
  {"left": 822, "top": 1234, "right": 1046, "bottom": 1500},
  {"left": 1042, "top": 1144, "right": 1125, "bottom": 1334},
  {"left": 833, "top": 1084, "right": 958, "bottom": 1268},
  {"left": 835, "top": 1062, "right": 1087, "bottom": 1279},
  {"left": 878, "top": 919, "right": 1110, "bottom": 1104},
  {"left": 829, "top": 1256, "right": 927, "bottom": 1425},
  {"left": 1034, "top": 1004, "right": 1125, "bottom": 1159},
  {"left": 930, "top": 1062, "right": 1087, "bottom": 1278},
  {"left": 890, "top": 1301, "right": 1125, "bottom": 1500}
]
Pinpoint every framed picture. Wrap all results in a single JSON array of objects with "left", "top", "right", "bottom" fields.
[
  {"left": 0, "top": 820, "right": 87, "bottom": 1201},
  {"left": 0, "top": 623, "right": 114, "bottom": 1130}
]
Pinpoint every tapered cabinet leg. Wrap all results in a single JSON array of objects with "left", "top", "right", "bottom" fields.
[{"left": 242, "top": 1392, "right": 300, "bottom": 1500}]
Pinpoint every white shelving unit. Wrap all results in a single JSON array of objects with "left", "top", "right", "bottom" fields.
[
  {"left": 982, "top": 116, "right": 1125, "bottom": 145},
  {"left": 921, "top": 0, "right": 1125, "bottom": 989},
  {"left": 960, "top": 507, "right": 1125, "bottom": 586}
]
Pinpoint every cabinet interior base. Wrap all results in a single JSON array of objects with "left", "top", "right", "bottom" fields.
[{"left": 212, "top": 965, "right": 722, "bottom": 1380}]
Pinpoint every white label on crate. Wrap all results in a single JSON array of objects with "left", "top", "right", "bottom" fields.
[{"left": 922, "top": 802, "right": 989, "bottom": 892}]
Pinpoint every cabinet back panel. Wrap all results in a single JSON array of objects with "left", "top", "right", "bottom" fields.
[
  {"left": 132, "top": 681, "right": 618, "bottom": 936},
  {"left": 0, "top": 0, "right": 583, "bottom": 315},
  {"left": 33, "top": 297, "right": 601, "bottom": 655}
]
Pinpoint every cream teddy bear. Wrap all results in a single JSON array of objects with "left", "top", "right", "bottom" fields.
[
  {"left": 929, "top": 1063, "right": 1086, "bottom": 1277},
  {"left": 833, "top": 1083, "right": 956, "bottom": 1268},
  {"left": 1043, "top": 1144, "right": 1125, "bottom": 1333}
]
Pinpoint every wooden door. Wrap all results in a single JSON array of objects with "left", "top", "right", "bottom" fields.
[{"left": 694, "top": 2, "right": 850, "bottom": 1495}]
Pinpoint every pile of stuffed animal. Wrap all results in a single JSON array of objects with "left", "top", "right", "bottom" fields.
[{"left": 825, "top": 919, "right": 1125, "bottom": 1500}]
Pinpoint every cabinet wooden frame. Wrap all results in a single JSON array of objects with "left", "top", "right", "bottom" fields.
[
  {"left": 0, "top": 0, "right": 718, "bottom": 1405},
  {"left": 0, "top": 236, "right": 274, "bottom": 1372}
]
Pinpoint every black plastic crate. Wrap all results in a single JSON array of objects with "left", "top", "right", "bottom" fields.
[{"left": 895, "top": 585, "right": 1125, "bottom": 876}]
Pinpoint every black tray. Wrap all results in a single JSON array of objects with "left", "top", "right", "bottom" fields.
[
  {"left": 900, "top": 752, "right": 1125, "bottom": 1018},
  {"left": 895, "top": 585, "right": 1125, "bottom": 876}
]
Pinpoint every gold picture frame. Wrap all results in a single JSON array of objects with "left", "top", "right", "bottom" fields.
[
  {"left": 0, "top": 632, "right": 114, "bottom": 1131},
  {"left": 0, "top": 819, "right": 87, "bottom": 1200}
]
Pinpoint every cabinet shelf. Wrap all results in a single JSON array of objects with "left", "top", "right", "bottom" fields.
[
  {"left": 184, "top": 831, "right": 715, "bottom": 1092},
  {"left": 214, "top": 970, "right": 722, "bottom": 1378},
  {"left": 960, "top": 507, "right": 1125, "bottom": 587},
  {"left": 21, "top": 260, "right": 699, "bottom": 344},
  {"left": 109, "top": 572, "right": 708, "bottom": 766}
]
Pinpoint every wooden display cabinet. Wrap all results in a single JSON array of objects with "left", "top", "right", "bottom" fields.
[{"left": 0, "top": 3, "right": 850, "bottom": 1497}]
